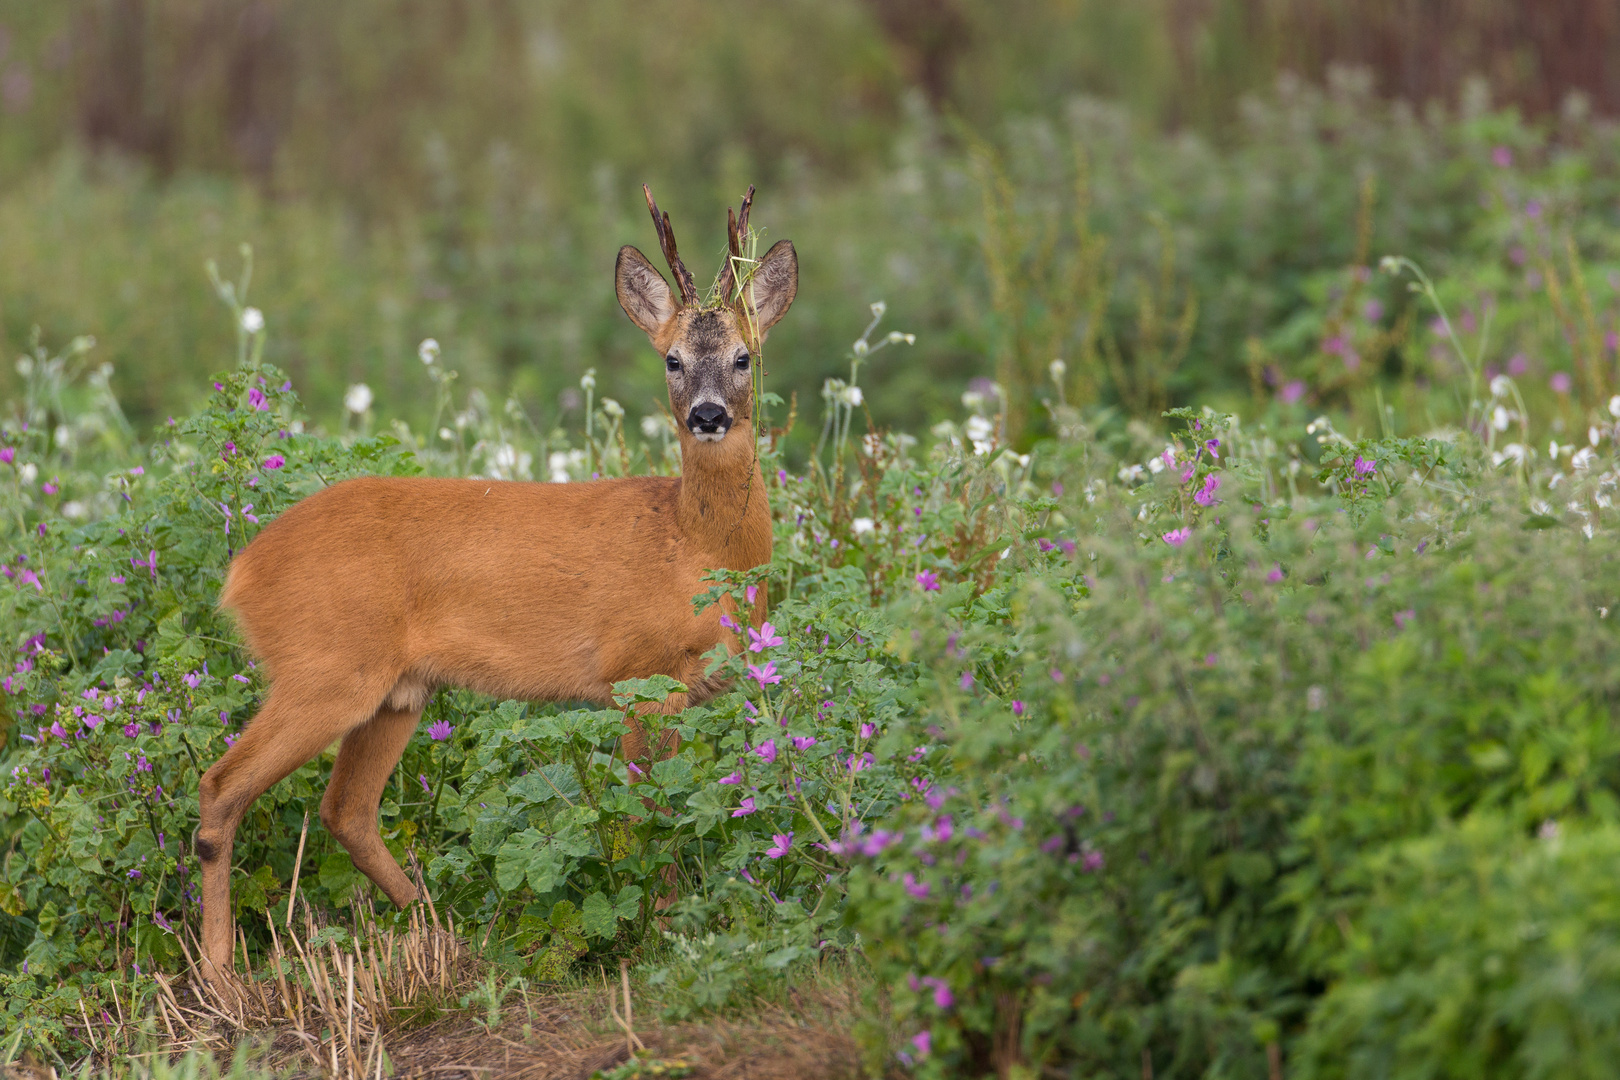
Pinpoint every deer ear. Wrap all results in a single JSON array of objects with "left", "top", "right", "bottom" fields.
[
  {"left": 616, "top": 245, "right": 679, "bottom": 342},
  {"left": 735, "top": 240, "right": 798, "bottom": 341}
]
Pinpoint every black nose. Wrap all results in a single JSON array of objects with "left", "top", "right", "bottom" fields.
[{"left": 688, "top": 402, "right": 728, "bottom": 431}]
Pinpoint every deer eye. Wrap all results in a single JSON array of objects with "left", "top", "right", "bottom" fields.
[
  {"left": 665, "top": 354, "right": 681, "bottom": 372},
  {"left": 735, "top": 353, "right": 751, "bottom": 370}
]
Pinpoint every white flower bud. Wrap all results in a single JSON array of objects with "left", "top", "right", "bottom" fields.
[
  {"left": 1049, "top": 359, "right": 1067, "bottom": 383},
  {"left": 1489, "top": 374, "right": 1511, "bottom": 399},
  {"left": 344, "top": 383, "right": 373, "bottom": 414},
  {"left": 640, "top": 415, "right": 664, "bottom": 439},
  {"left": 240, "top": 307, "right": 264, "bottom": 334},
  {"left": 580, "top": 369, "right": 596, "bottom": 391},
  {"left": 418, "top": 338, "right": 440, "bottom": 365},
  {"left": 600, "top": 397, "right": 624, "bottom": 419}
]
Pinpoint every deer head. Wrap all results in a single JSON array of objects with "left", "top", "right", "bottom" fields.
[{"left": 616, "top": 185, "right": 798, "bottom": 443}]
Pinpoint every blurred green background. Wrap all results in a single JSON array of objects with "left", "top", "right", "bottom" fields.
[{"left": 0, "top": 0, "right": 1617, "bottom": 452}]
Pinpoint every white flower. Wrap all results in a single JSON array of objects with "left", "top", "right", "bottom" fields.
[
  {"left": 15, "top": 357, "right": 31, "bottom": 377},
  {"left": 240, "top": 307, "right": 264, "bottom": 334},
  {"left": 1049, "top": 359, "right": 1067, "bottom": 383},
  {"left": 600, "top": 397, "right": 624, "bottom": 419},
  {"left": 54, "top": 425, "right": 71, "bottom": 448},
  {"left": 580, "top": 369, "right": 596, "bottom": 391},
  {"left": 961, "top": 390, "right": 985, "bottom": 411},
  {"left": 62, "top": 501, "right": 87, "bottom": 520},
  {"left": 418, "top": 338, "right": 440, "bottom": 365},
  {"left": 1549, "top": 440, "right": 1561, "bottom": 459},
  {"left": 1573, "top": 446, "right": 1598, "bottom": 471},
  {"left": 1609, "top": 395, "right": 1620, "bottom": 418},
  {"left": 1117, "top": 464, "right": 1145, "bottom": 484},
  {"left": 869, "top": 301, "right": 887, "bottom": 318},
  {"left": 852, "top": 517, "right": 875, "bottom": 535},
  {"left": 853, "top": 338, "right": 869, "bottom": 357},
  {"left": 1584, "top": 521, "right": 1596, "bottom": 539},
  {"left": 1591, "top": 426, "right": 1603, "bottom": 447},
  {"left": 19, "top": 463, "right": 36, "bottom": 483},
  {"left": 1147, "top": 456, "right": 1165, "bottom": 474},
  {"left": 640, "top": 415, "right": 665, "bottom": 440},
  {"left": 840, "top": 386, "right": 864, "bottom": 407},
  {"left": 964, "top": 414, "right": 994, "bottom": 444},
  {"left": 1306, "top": 686, "right": 1327, "bottom": 711},
  {"left": 1489, "top": 374, "right": 1512, "bottom": 399},
  {"left": 1490, "top": 405, "right": 1510, "bottom": 431},
  {"left": 344, "top": 383, "right": 373, "bottom": 414}
]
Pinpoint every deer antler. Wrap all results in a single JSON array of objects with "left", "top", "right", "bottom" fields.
[
  {"left": 716, "top": 184, "right": 757, "bottom": 304},
  {"left": 642, "top": 184, "right": 698, "bottom": 308}
]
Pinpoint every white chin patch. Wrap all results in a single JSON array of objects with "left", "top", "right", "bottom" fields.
[{"left": 691, "top": 430, "right": 727, "bottom": 443}]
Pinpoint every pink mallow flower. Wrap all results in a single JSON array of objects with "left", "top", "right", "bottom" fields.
[
  {"left": 754, "top": 739, "right": 778, "bottom": 764},
  {"left": 732, "top": 796, "right": 757, "bottom": 817},
  {"left": 1162, "top": 527, "right": 1191, "bottom": 548},
  {"left": 765, "top": 832, "right": 794, "bottom": 858},
  {"left": 1354, "top": 456, "right": 1378, "bottom": 476},
  {"left": 262, "top": 454, "right": 285, "bottom": 470},
  {"left": 748, "top": 661, "right": 781, "bottom": 688},
  {"left": 747, "top": 622, "right": 783, "bottom": 652},
  {"left": 1193, "top": 473, "right": 1221, "bottom": 507},
  {"left": 916, "top": 570, "right": 940, "bottom": 592}
]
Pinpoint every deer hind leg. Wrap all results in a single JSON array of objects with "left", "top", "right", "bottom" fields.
[
  {"left": 196, "top": 687, "right": 380, "bottom": 978},
  {"left": 319, "top": 705, "right": 421, "bottom": 909}
]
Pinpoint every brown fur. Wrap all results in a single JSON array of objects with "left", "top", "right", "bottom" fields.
[{"left": 194, "top": 191, "right": 796, "bottom": 977}]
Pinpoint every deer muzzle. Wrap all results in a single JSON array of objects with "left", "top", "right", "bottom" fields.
[{"left": 687, "top": 401, "right": 731, "bottom": 441}]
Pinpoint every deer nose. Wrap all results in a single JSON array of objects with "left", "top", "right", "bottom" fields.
[{"left": 688, "top": 402, "right": 729, "bottom": 433}]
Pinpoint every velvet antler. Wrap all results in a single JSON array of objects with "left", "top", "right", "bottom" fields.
[{"left": 642, "top": 183, "right": 698, "bottom": 308}]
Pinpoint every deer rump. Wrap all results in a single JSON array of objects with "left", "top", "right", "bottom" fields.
[{"left": 220, "top": 473, "right": 739, "bottom": 722}]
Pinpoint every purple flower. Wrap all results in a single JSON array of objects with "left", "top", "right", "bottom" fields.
[
  {"left": 232, "top": 673, "right": 250, "bottom": 684},
  {"left": 911, "top": 1030, "right": 932, "bottom": 1059},
  {"left": 792, "top": 736, "right": 817, "bottom": 750},
  {"left": 247, "top": 387, "right": 269, "bottom": 411},
  {"left": 732, "top": 796, "right": 757, "bottom": 817},
  {"left": 755, "top": 739, "right": 778, "bottom": 764},
  {"left": 747, "top": 661, "right": 781, "bottom": 688},
  {"left": 1550, "top": 371, "right": 1572, "bottom": 394},
  {"left": 42, "top": 479, "right": 58, "bottom": 495},
  {"left": 745, "top": 584, "right": 758, "bottom": 605},
  {"left": 1363, "top": 299, "right": 1385, "bottom": 323},
  {"left": 903, "top": 873, "right": 931, "bottom": 899},
  {"left": 916, "top": 570, "right": 940, "bottom": 592},
  {"left": 765, "top": 832, "right": 794, "bottom": 858},
  {"left": 1193, "top": 473, "right": 1222, "bottom": 507},
  {"left": 418, "top": 773, "right": 432, "bottom": 793},
  {"left": 241, "top": 504, "right": 258, "bottom": 524},
  {"left": 49, "top": 722, "right": 66, "bottom": 740},
  {"left": 1082, "top": 850, "right": 1105, "bottom": 873},
  {"left": 1279, "top": 380, "right": 1306, "bottom": 405},
  {"left": 626, "top": 761, "right": 644, "bottom": 777},
  {"left": 132, "top": 550, "right": 157, "bottom": 578},
  {"left": 1393, "top": 608, "right": 1416, "bottom": 629},
  {"left": 1011, "top": 700, "right": 1024, "bottom": 716},
  {"left": 959, "top": 670, "right": 974, "bottom": 691},
  {"left": 1162, "top": 527, "right": 1191, "bottom": 548},
  {"left": 1492, "top": 145, "right": 1513, "bottom": 168},
  {"left": 184, "top": 671, "right": 201, "bottom": 689},
  {"left": 123, "top": 723, "right": 140, "bottom": 738},
  {"left": 427, "top": 719, "right": 453, "bottom": 741},
  {"left": 127, "top": 869, "right": 142, "bottom": 881},
  {"left": 1354, "top": 456, "right": 1377, "bottom": 476},
  {"left": 0, "top": 448, "right": 12, "bottom": 466},
  {"left": 747, "top": 622, "right": 783, "bottom": 652},
  {"left": 262, "top": 454, "right": 285, "bottom": 470},
  {"left": 923, "top": 977, "right": 954, "bottom": 1010},
  {"left": 859, "top": 722, "right": 875, "bottom": 739},
  {"left": 718, "top": 770, "right": 742, "bottom": 785}
]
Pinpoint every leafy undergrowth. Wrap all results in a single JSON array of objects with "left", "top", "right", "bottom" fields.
[{"left": 7, "top": 232, "right": 1620, "bottom": 1079}]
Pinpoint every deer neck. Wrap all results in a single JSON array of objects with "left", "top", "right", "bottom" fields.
[{"left": 675, "top": 427, "right": 770, "bottom": 568}]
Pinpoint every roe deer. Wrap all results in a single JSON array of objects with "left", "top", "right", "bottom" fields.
[{"left": 194, "top": 185, "right": 796, "bottom": 977}]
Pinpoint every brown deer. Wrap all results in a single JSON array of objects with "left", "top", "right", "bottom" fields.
[{"left": 193, "top": 185, "right": 796, "bottom": 977}]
